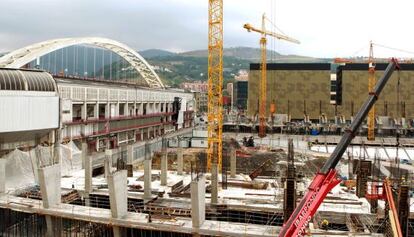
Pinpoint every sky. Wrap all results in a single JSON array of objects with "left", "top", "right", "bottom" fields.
[{"left": 0, "top": 0, "right": 414, "bottom": 58}]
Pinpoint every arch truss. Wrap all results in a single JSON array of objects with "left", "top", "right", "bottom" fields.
[{"left": 0, "top": 37, "right": 164, "bottom": 88}]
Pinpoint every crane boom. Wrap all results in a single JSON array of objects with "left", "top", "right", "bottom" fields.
[
  {"left": 243, "top": 23, "right": 300, "bottom": 44},
  {"left": 279, "top": 59, "right": 400, "bottom": 237},
  {"left": 244, "top": 14, "right": 299, "bottom": 138}
]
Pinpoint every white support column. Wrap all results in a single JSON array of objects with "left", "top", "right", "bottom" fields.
[
  {"left": 191, "top": 175, "right": 206, "bottom": 228},
  {"left": 144, "top": 144, "right": 152, "bottom": 200},
  {"left": 81, "top": 141, "right": 87, "bottom": 169},
  {"left": 160, "top": 151, "right": 168, "bottom": 186},
  {"left": 84, "top": 150, "right": 92, "bottom": 195},
  {"left": 105, "top": 149, "right": 113, "bottom": 178},
  {"left": 38, "top": 164, "right": 62, "bottom": 237},
  {"left": 144, "top": 158, "right": 152, "bottom": 199},
  {"left": 107, "top": 170, "right": 127, "bottom": 237},
  {"left": 0, "top": 159, "right": 6, "bottom": 193},
  {"left": 177, "top": 147, "right": 183, "bottom": 175}
]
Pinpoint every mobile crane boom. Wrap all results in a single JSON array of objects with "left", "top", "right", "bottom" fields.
[{"left": 279, "top": 58, "right": 400, "bottom": 237}]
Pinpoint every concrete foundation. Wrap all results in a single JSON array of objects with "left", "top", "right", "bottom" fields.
[
  {"left": 161, "top": 151, "right": 168, "bottom": 186},
  {"left": 191, "top": 175, "right": 206, "bottom": 228},
  {"left": 211, "top": 163, "right": 218, "bottom": 204},
  {"left": 230, "top": 147, "right": 236, "bottom": 178},
  {"left": 177, "top": 147, "right": 183, "bottom": 175},
  {"left": 107, "top": 170, "right": 128, "bottom": 237},
  {"left": 0, "top": 159, "right": 5, "bottom": 193},
  {"left": 144, "top": 158, "right": 152, "bottom": 199}
]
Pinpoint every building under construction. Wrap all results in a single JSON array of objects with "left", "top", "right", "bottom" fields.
[{"left": 0, "top": 7, "right": 414, "bottom": 237}]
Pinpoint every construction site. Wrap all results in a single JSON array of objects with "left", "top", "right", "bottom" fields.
[{"left": 1, "top": 1, "right": 414, "bottom": 237}]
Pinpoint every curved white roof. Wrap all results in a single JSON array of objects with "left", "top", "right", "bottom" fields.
[{"left": 0, "top": 37, "right": 165, "bottom": 89}]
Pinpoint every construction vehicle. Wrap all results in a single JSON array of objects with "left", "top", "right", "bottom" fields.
[
  {"left": 243, "top": 14, "right": 300, "bottom": 138},
  {"left": 279, "top": 59, "right": 400, "bottom": 237}
]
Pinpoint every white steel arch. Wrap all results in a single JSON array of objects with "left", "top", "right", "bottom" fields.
[{"left": 0, "top": 37, "right": 165, "bottom": 88}]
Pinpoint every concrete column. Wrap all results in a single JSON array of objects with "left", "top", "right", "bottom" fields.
[
  {"left": 38, "top": 164, "right": 62, "bottom": 237},
  {"left": 126, "top": 144, "right": 133, "bottom": 177},
  {"left": 107, "top": 170, "right": 127, "bottom": 237},
  {"left": 230, "top": 147, "right": 236, "bottom": 178},
  {"left": 144, "top": 158, "right": 152, "bottom": 199},
  {"left": 38, "top": 164, "right": 61, "bottom": 208},
  {"left": 191, "top": 175, "right": 206, "bottom": 228},
  {"left": 81, "top": 141, "right": 87, "bottom": 169},
  {"left": 177, "top": 147, "right": 183, "bottom": 175},
  {"left": 127, "top": 145, "right": 133, "bottom": 164},
  {"left": 105, "top": 149, "right": 113, "bottom": 178},
  {"left": 210, "top": 163, "right": 218, "bottom": 204},
  {"left": 0, "top": 159, "right": 6, "bottom": 193},
  {"left": 160, "top": 151, "right": 168, "bottom": 186},
  {"left": 84, "top": 151, "right": 92, "bottom": 195}
]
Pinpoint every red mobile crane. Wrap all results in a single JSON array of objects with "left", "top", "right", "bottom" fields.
[{"left": 279, "top": 59, "right": 400, "bottom": 237}]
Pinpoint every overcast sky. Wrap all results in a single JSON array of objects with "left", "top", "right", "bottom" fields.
[{"left": 1, "top": 0, "right": 413, "bottom": 58}]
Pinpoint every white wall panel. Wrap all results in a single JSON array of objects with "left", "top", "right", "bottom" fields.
[{"left": 0, "top": 95, "right": 59, "bottom": 133}]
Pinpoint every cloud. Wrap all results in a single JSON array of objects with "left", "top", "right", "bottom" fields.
[{"left": 0, "top": 0, "right": 413, "bottom": 58}]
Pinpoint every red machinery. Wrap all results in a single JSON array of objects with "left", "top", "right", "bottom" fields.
[
  {"left": 279, "top": 59, "right": 400, "bottom": 237},
  {"left": 366, "top": 180, "right": 403, "bottom": 237}
]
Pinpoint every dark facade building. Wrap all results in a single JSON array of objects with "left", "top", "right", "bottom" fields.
[
  {"left": 248, "top": 63, "right": 414, "bottom": 120},
  {"left": 234, "top": 81, "right": 248, "bottom": 110}
]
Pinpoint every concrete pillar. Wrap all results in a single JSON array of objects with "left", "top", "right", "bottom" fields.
[
  {"left": 191, "top": 175, "right": 206, "bottom": 228},
  {"left": 107, "top": 170, "right": 127, "bottom": 237},
  {"left": 177, "top": 147, "right": 183, "bottom": 175},
  {"left": 105, "top": 149, "right": 113, "bottom": 178},
  {"left": 210, "top": 163, "right": 218, "bottom": 204},
  {"left": 230, "top": 147, "right": 236, "bottom": 178},
  {"left": 84, "top": 150, "right": 92, "bottom": 194},
  {"left": 38, "top": 164, "right": 61, "bottom": 208},
  {"left": 127, "top": 145, "right": 133, "bottom": 164},
  {"left": 126, "top": 144, "right": 133, "bottom": 177},
  {"left": 0, "top": 159, "right": 6, "bottom": 193},
  {"left": 81, "top": 141, "right": 87, "bottom": 169},
  {"left": 160, "top": 151, "right": 168, "bottom": 186},
  {"left": 144, "top": 158, "right": 152, "bottom": 199},
  {"left": 38, "top": 164, "right": 61, "bottom": 237}
]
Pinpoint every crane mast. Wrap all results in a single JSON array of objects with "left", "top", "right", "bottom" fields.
[
  {"left": 207, "top": 0, "right": 223, "bottom": 172},
  {"left": 244, "top": 14, "right": 299, "bottom": 138},
  {"left": 368, "top": 41, "right": 376, "bottom": 141}
]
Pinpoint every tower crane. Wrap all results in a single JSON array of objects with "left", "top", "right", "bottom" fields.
[
  {"left": 207, "top": 0, "right": 223, "bottom": 174},
  {"left": 244, "top": 14, "right": 300, "bottom": 138},
  {"left": 368, "top": 41, "right": 376, "bottom": 141}
]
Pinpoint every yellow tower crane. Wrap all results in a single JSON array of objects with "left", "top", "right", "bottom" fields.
[
  {"left": 207, "top": 0, "right": 223, "bottom": 171},
  {"left": 367, "top": 41, "right": 376, "bottom": 141},
  {"left": 244, "top": 14, "right": 300, "bottom": 138}
]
